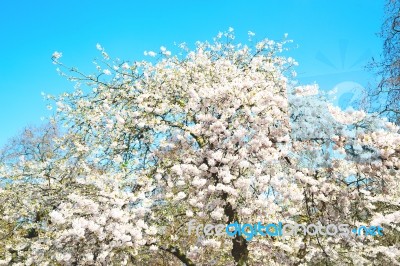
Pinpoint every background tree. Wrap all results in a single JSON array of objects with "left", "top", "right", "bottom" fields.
[
  {"left": 369, "top": 0, "right": 400, "bottom": 124},
  {"left": 0, "top": 123, "right": 61, "bottom": 264}
]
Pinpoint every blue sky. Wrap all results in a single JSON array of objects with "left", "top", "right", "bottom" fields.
[{"left": 0, "top": 0, "right": 385, "bottom": 146}]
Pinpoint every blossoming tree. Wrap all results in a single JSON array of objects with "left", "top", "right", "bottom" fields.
[{"left": 1, "top": 30, "right": 399, "bottom": 265}]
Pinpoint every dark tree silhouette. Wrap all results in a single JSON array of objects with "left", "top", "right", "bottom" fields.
[{"left": 370, "top": 0, "right": 400, "bottom": 124}]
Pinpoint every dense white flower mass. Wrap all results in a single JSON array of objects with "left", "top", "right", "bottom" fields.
[{"left": 0, "top": 30, "right": 399, "bottom": 265}]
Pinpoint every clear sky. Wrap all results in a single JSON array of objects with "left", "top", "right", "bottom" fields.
[{"left": 0, "top": 0, "right": 385, "bottom": 146}]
